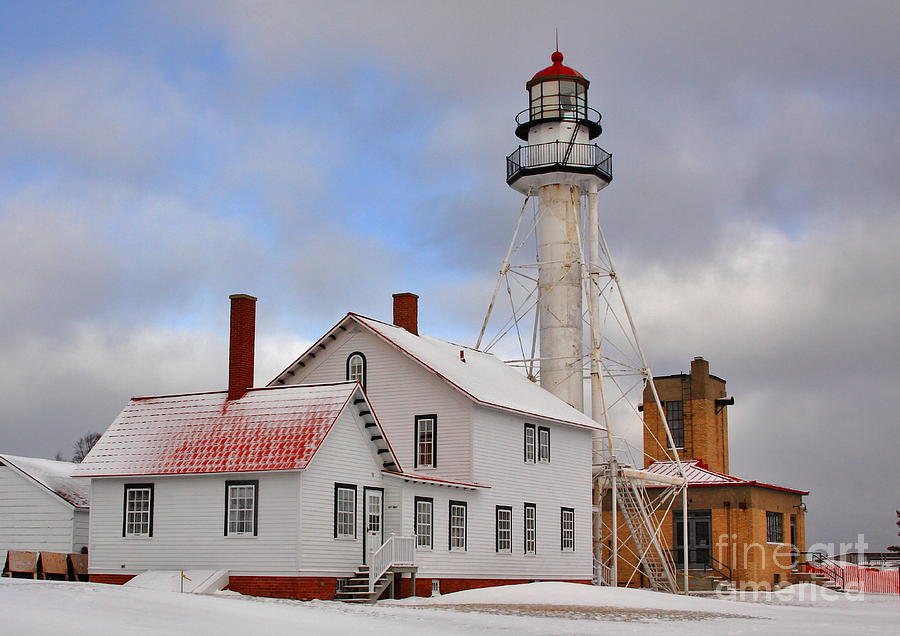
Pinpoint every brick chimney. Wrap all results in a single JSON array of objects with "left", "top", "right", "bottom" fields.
[
  {"left": 228, "top": 294, "right": 257, "bottom": 401},
  {"left": 392, "top": 292, "right": 419, "bottom": 335}
]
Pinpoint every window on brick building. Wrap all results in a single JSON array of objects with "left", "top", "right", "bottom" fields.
[
  {"left": 665, "top": 400, "right": 684, "bottom": 449},
  {"left": 766, "top": 511, "right": 784, "bottom": 543}
]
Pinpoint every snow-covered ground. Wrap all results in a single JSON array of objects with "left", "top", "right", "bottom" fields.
[{"left": 1, "top": 578, "right": 897, "bottom": 635}]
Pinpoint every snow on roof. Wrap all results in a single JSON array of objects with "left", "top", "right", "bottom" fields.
[
  {"left": 0, "top": 454, "right": 90, "bottom": 508},
  {"left": 73, "top": 383, "right": 367, "bottom": 478},
  {"left": 644, "top": 460, "right": 808, "bottom": 494},
  {"left": 354, "top": 315, "right": 603, "bottom": 430},
  {"left": 274, "top": 313, "right": 602, "bottom": 431}
]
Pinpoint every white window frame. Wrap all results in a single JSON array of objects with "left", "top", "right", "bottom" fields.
[
  {"left": 496, "top": 506, "right": 512, "bottom": 553},
  {"left": 124, "top": 484, "right": 153, "bottom": 537},
  {"left": 415, "top": 415, "right": 436, "bottom": 469},
  {"left": 346, "top": 352, "right": 366, "bottom": 387},
  {"left": 538, "top": 426, "right": 550, "bottom": 463},
  {"left": 225, "top": 482, "right": 257, "bottom": 537},
  {"left": 449, "top": 501, "right": 467, "bottom": 551},
  {"left": 524, "top": 503, "right": 536, "bottom": 555},
  {"left": 524, "top": 423, "right": 536, "bottom": 463},
  {"left": 561, "top": 507, "right": 575, "bottom": 551},
  {"left": 335, "top": 484, "right": 357, "bottom": 539},
  {"left": 415, "top": 497, "right": 433, "bottom": 549}
]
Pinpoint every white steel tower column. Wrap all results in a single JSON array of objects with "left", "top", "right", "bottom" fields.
[
  {"left": 536, "top": 183, "right": 584, "bottom": 410},
  {"left": 506, "top": 51, "right": 611, "bottom": 409}
]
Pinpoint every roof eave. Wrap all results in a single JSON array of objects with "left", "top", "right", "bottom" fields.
[{"left": 0, "top": 454, "right": 83, "bottom": 509}]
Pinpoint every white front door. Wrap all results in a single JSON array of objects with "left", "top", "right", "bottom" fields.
[{"left": 364, "top": 488, "right": 383, "bottom": 563}]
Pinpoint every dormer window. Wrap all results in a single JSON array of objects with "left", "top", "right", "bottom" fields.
[{"left": 346, "top": 352, "right": 366, "bottom": 388}]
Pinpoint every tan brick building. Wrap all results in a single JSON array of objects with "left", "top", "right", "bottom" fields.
[{"left": 601, "top": 357, "right": 808, "bottom": 590}]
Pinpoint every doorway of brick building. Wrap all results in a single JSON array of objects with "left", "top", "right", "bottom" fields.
[{"left": 674, "top": 510, "right": 712, "bottom": 569}]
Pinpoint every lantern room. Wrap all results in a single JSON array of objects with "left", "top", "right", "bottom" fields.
[{"left": 515, "top": 51, "right": 602, "bottom": 141}]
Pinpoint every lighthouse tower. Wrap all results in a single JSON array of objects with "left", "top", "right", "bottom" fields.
[{"left": 506, "top": 51, "right": 612, "bottom": 410}]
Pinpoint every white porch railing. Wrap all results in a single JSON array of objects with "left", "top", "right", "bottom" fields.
[
  {"left": 593, "top": 558, "right": 612, "bottom": 586},
  {"left": 369, "top": 535, "right": 415, "bottom": 593}
]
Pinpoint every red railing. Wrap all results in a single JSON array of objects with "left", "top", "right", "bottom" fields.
[{"left": 802, "top": 559, "right": 900, "bottom": 594}]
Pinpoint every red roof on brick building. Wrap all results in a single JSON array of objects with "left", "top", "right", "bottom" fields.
[{"left": 644, "top": 460, "right": 808, "bottom": 495}]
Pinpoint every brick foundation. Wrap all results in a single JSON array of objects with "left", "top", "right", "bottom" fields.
[
  {"left": 227, "top": 576, "right": 338, "bottom": 601},
  {"left": 399, "top": 577, "right": 592, "bottom": 598},
  {"left": 87, "top": 573, "right": 591, "bottom": 601},
  {"left": 89, "top": 574, "right": 135, "bottom": 585}
]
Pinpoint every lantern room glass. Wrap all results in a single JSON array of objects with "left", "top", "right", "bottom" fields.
[{"left": 530, "top": 79, "right": 587, "bottom": 121}]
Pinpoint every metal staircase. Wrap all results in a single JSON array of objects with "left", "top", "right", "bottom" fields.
[{"left": 616, "top": 473, "right": 678, "bottom": 592}]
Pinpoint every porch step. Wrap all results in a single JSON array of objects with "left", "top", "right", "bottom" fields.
[
  {"left": 790, "top": 570, "right": 844, "bottom": 592},
  {"left": 333, "top": 567, "right": 393, "bottom": 604},
  {"left": 675, "top": 570, "right": 735, "bottom": 592}
]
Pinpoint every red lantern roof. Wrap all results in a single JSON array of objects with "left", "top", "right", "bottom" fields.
[{"left": 531, "top": 51, "right": 585, "bottom": 81}]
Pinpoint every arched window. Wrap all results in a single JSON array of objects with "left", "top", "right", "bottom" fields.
[{"left": 346, "top": 352, "right": 366, "bottom": 388}]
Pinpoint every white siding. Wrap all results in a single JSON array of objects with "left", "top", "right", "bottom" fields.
[
  {"left": 87, "top": 404, "right": 391, "bottom": 577},
  {"left": 73, "top": 509, "right": 89, "bottom": 552},
  {"left": 0, "top": 465, "right": 78, "bottom": 553},
  {"left": 287, "top": 326, "right": 474, "bottom": 483},
  {"left": 470, "top": 407, "right": 593, "bottom": 579},
  {"left": 298, "top": 408, "right": 386, "bottom": 576},
  {"left": 387, "top": 407, "right": 593, "bottom": 580},
  {"left": 88, "top": 471, "right": 301, "bottom": 575}
]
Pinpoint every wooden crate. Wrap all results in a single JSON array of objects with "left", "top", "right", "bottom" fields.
[
  {"left": 69, "top": 553, "right": 89, "bottom": 581},
  {"left": 7, "top": 551, "right": 39, "bottom": 578},
  {"left": 41, "top": 552, "right": 69, "bottom": 580}
]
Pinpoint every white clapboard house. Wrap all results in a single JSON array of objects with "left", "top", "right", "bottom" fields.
[
  {"left": 74, "top": 293, "right": 601, "bottom": 600},
  {"left": 0, "top": 454, "right": 91, "bottom": 565}
]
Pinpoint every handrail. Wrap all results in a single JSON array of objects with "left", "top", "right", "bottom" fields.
[
  {"left": 515, "top": 106, "right": 602, "bottom": 127},
  {"left": 665, "top": 549, "right": 733, "bottom": 582},
  {"left": 369, "top": 535, "right": 415, "bottom": 593},
  {"left": 506, "top": 140, "right": 612, "bottom": 182},
  {"left": 795, "top": 551, "right": 845, "bottom": 590},
  {"left": 593, "top": 558, "right": 612, "bottom": 586}
]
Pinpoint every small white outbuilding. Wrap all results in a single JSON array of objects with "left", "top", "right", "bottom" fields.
[{"left": 0, "top": 454, "right": 91, "bottom": 560}]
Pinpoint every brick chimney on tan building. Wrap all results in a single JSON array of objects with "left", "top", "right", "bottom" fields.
[{"left": 642, "top": 356, "right": 733, "bottom": 474}]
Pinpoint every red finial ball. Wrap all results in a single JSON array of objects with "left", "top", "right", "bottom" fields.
[{"left": 551, "top": 51, "right": 564, "bottom": 63}]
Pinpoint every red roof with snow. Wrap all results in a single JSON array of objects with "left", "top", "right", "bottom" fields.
[
  {"left": 644, "top": 460, "right": 808, "bottom": 495},
  {"left": 73, "top": 383, "right": 366, "bottom": 477}
]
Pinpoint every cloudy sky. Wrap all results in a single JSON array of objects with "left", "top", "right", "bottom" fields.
[{"left": 1, "top": 1, "right": 897, "bottom": 551}]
